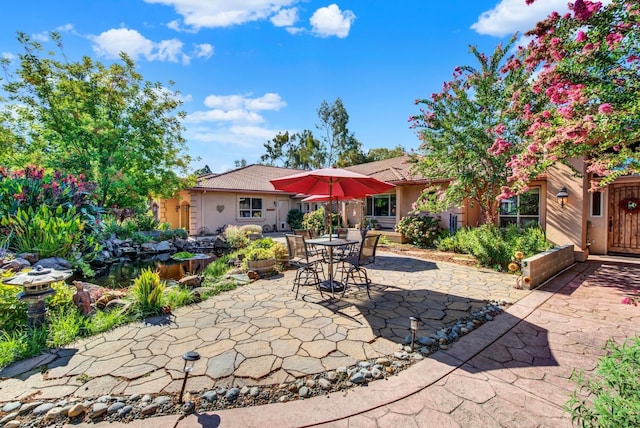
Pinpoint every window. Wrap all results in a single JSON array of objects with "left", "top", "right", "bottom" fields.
[
  {"left": 239, "top": 197, "right": 263, "bottom": 218},
  {"left": 366, "top": 194, "right": 396, "bottom": 217},
  {"left": 591, "top": 191, "right": 602, "bottom": 217},
  {"left": 499, "top": 187, "right": 540, "bottom": 228}
]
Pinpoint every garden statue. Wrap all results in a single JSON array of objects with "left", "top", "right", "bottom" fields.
[{"left": 73, "top": 281, "right": 93, "bottom": 315}]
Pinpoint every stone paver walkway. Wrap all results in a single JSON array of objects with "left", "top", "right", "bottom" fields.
[
  {"left": 3, "top": 253, "right": 638, "bottom": 428},
  {"left": 0, "top": 251, "right": 528, "bottom": 402}
]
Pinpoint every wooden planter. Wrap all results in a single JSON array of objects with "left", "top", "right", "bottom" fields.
[{"left": 246, "top": 258, "right": 277, "bottom": 277}]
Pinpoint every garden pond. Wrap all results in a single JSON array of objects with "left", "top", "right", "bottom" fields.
[{"left": 73, "top": 253, "right": 217, "bottom": 288}]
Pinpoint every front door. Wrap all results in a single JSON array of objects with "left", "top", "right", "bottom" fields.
[
  {"left": 276, "top": 199, "right": 290, "bottom": 231},
  {"left": 608, "top": 183, "right": 640, "bottom": 254}
]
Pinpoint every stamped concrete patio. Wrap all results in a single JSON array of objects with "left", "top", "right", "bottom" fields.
[{"left": 0, "top": 250, "right": 529, "bottom": 402}]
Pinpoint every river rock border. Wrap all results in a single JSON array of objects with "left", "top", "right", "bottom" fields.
[{"left": 0, "top": 301, "right": 506, "bottom": 427}]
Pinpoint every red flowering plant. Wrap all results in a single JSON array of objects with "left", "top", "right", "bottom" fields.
[
  {"left": 506, "top": 0, "right": 640, "bottom": 193},
  {"left": 0, "top": 165, "right": 102, "bottom": 235},
  {"left": 622, "top": 290, "right": 639, "bottom": 306}
]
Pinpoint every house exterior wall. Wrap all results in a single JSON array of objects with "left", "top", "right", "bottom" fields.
[
  {"left": 545, "top": 160, "right": 589, "bottom": 260},
  {"left": 184, "top": 191, "right": 289, "bottom": 235}
]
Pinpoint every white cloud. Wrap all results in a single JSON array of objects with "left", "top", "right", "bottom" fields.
[
  {"left": 203, "top": 93, "right": 286, "bottom": 111},
  {"left": 472, "top": 0, "right": 567, "bottom": 37},
  {"left": 309, "top": 4, "right": 355, "bottom": 38},
  {"left": 193, "top": 43, "right": 214, "bottom": 59},
  {"left": 90, "top": 27, "right": 211, "bottom": 65},
  {"left": 144, "top": 0, "right": 298, "bottom": 29},
  {"left": 90, "top": 28, "right": 154, "bottom": 60},
  {"left": 271, "top": 7, "right": 298, "bottom": 27},
  {"left": 472, "top": 0, "right": 614, "bottom": 37}
]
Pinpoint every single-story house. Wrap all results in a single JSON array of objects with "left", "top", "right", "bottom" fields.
[{"left": 158, "top": 155, "right": 640, "bottom": 260}]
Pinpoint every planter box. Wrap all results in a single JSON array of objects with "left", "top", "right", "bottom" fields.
[{"left": 247, "top": 258, "right": 276, "bottom": 277}]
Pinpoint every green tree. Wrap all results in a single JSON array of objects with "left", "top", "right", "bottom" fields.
[
  {"left": 364, "top": 145, "right": 406, "bottom": 162},
  {"left": 409, "top": 36, "right": 535, "bottom": 224},
  {"left": 508, "top": 0, "right": 640, "bottom": 191},
  {"left": 1, "top": 32, "right": 192, "bottom": 209},
  {"left": 260, "top": 98, "right": 366, "bottom": 169}
]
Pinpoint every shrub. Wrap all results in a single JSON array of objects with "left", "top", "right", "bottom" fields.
[
  {"left": 129, "top": 268, "right": 166, "bottom": 316},
  {"left": 302, "top": 206, "right": 327, "bottom": 235},
  {"left": 134, "top": 211, "right": 159, "bottom": 231},
  {"left": 287, "top": 209, "right": 304, "bottom": 230},
  {"left": 1, "top": 205, "right": 101, "bottom": 260},
  {"left": 436, "top": 224, "right": 553, "bottom": 271},
  {"left": 224, "top": 225, "right": 249, "bottom": 249},
  {"left": 395, "top": 215, "right": 442, "bottom": 248},
  {"left": 239, "top": 224, "right": 263, "bottom": 235},
  {"left": 565, "top": 336, "right": 640, "bottom": 427},
  {"left": 0, "top": 282, "right": 27, "bottom": 333},
  {"left": 203, "top": 252, "right": 237, "bottom": 279},
  {"left": 165, "top": 286, "right": 194, "bottom": 308}
]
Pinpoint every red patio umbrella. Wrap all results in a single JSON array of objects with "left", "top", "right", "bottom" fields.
[{"left": 270, "top": 167, "right": 395, "bottom": 238}]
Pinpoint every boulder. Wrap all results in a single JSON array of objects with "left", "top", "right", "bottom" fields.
[{"left": 178, "top": 275, "right": 202, "bottom": 288}]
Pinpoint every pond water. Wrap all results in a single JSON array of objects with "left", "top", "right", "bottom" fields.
[{"left": 74, "top": 254, "right": 217, "bottom": 288}]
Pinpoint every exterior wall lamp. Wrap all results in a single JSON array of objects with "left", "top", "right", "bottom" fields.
[
  {"left": 556, "top": 187, "right": 569, "bottom": 208},
  {"left": 175, "top": 205, "right": 180, "bottom": 212}
]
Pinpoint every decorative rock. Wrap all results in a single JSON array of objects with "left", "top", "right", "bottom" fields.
[
  {"left": 141, "top": 394, "right": 152, "bottom": 403},
  {"left": 60, "top": 404, "right": 74, "bottom": 417},
  {"left": 67, "top": 403, "right": 86, "bottom": 417},
  {"left": 2, "top": 402, "right": 22, "bottom": 413},
  {"left": 298, "top": 386, "right": 310, "bottom": 398},
  {"left": 278, "top": 395, "right": 289, "bottom": 403},
  {"left": 411, "top": 353, "right": 424, "bottom": 361},
  {"left": 326, "top": 371, "right": 338, "bottom": 381},
  {"left": 91, "top": 402, "right": 108, "bottom": 418},
  {"left": 108, "top": 402, "right": 126, "bottom": 414},
  {"left": 55, "top": 399, "right": 68, "bottom": 408},
  {"left": 249, "top": 387, "right": 260, "bottom": 397},
  {"left": 305, "top": 379, "right": 316, "bottom": 388},
  {"left": 0, "top": 412, "right": 19, "bottom": 425},
  {"left": 129, "top": 393, "right": 141, "bottom": 402},
  {"left": 216, "top": 388, "right": 227, "bottom": 395},
  {"left": 182, "top": 401, "right": 195, "bottom": 413},
  {"left": 202, "top": 391, "right": 217, "bottom": 402},
  {"left": 440, "top": 344, "right": 449, "bottom": 350},
  {"left": 394, "top": 351, "right": 409, "bottom": 360},
  {"left": 350, "top": 372, "right": 367, "bottom": 384},
  {"left": 154, "top": 395, "right": 172, "bottom": 405},
  {"left": 141, "top": 404, "right": 158, "bottom": 415},
  {"left": 319, "top": 378, "right": 332, "bottom": 390},
  {"left": 118, "top": 405, "right": 133, "bottom": 417},
  {"left": 45, "top": 407, "right": 64, "bottom": 420},
  {"left": 225, "top": 388, "right": 240, "bottom": 402},
  {"left": 358, "top": 361, "right": 371, "bottom": 369},
  {"left": 33, "top": 402, "right": 56, "bottom": 416},
  {"left": 97, "top": 394, "right": 112, "bottom": 403},
  {"left": 240, "top": 385, "right": 250, "bottom": 395},
  {"left": 375, "top": 357, "right": 391, "bottom": 366},
  {"left": 4, "top": 420, "right": 21, "bottom": 428},
  {"left": 371, "top": 368, "right": 384, "bottom": 379}
]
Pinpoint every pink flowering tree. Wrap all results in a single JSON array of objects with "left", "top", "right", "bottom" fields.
[
  {"left": 508, "top": 0, "right": 640, "bottom": 191},
  {"left": 409, "top": 37, "right": 538, "bottom": 224}
]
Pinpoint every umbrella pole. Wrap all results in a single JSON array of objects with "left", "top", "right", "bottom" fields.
[{"left": 328, "top": 184, "right": 333, "bottom": 241}]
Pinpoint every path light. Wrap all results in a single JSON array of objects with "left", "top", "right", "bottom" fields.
[
  {"left": 179, "top": 351, "right": 200, "bottom": 403},
  {"left": 556, "top": 187, "right": 569, "bottom": 208},
  {"left": 409, "top": 316, "right": 420, "bottom": 350}
]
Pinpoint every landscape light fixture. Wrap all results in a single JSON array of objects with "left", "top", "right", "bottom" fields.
[
  {"left": 179, "top": 351, "right": 200, "bottom": 403},
  {"left": 556, "top": 187, "right": 569, "bottom": 208},
  {"left": 409, "top": 316, "right": 420, "bottom": 350}
]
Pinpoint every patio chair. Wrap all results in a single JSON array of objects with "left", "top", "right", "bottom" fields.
[
  {"left": 337, "top": 234, "right": 381, "bottom": 298},
  {"left": 285, "top": 234, "right": 326, "bottom": 299},
  {"left": 293, "top": 228, "right": 323, "bottom": 256}
]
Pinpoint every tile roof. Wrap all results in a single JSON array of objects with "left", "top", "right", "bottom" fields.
[
  {"left": 345, "top": 155, "right": 433, "bottom": 183},
  {"left": 189, "top": 156, "right": 443, "bottom": 194},
  {"left": 192, "top": 164, "right": 304, "bottom": 192}
]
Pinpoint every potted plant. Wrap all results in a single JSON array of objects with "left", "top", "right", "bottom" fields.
[
  {"left": 272, "top": 242, "right": 289, "bottom": 268},
  {"left": 244, "top": 247, "right": 276, "bottom": 277}
]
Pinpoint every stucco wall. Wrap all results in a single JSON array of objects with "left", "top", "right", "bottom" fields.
[{"left": 545, "top": 161, "right": 588, "bottom": 258}]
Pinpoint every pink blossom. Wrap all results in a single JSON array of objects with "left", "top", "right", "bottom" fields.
[
  {"left": 606, "top": 32, "right": 624, "bottom": 50},
  {"left": 598, "top": 103, "right": 614, "bottom": 114},
  {"left": 525, "top": 0, "right": 535, "bottom": 5},
  {"left": 571, "top": 0, "right": 602, "bottom": 22},
  {"left": 493, "top": 124, "right": 506, "bottom": 135},
  {"left": 576, "top": 31, "right": 587, "bottom": 42}
]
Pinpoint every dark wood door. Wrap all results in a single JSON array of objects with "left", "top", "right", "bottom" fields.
[{"left": 608, "top": 183, "right": 640, "bottom": 254}]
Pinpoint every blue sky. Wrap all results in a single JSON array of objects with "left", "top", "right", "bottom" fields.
[{"left": 0, "top": 0, "right": 571, "bottom": 174}]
